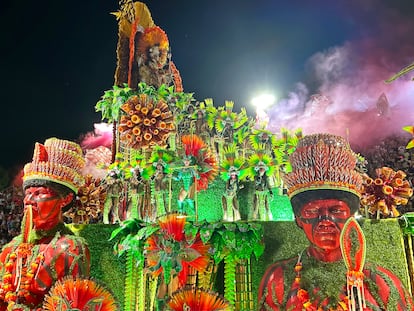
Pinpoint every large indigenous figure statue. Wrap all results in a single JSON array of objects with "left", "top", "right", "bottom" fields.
[
  {"left": 0, "top": 138, "right": 90, "bottom": 310},
  {"left": 258, "top": 133, "right": 413, "bottom": 311}
]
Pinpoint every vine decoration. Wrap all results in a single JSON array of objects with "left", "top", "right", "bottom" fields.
[
  {"left": 109, "top": 218, "right": 157, "bottom": 311},
  {"left": 197, "top": 221, "right": 265, "bottom": 306}
]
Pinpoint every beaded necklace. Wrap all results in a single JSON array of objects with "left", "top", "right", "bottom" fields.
[{"left": 0, "top": 242, "right": 45, "bottom": 310}]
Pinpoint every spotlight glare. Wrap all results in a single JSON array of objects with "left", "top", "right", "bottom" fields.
[{"left": 251, "top": 94, "right": 276, "bottom": 109}]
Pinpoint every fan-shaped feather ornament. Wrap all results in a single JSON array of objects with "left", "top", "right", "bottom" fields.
[
  {"left": 179, "top": 135, "right": 218, "bottom": 190},
  {"left": 166, "top": 287, "right": 231, "bottom": 311},
  {"left": 43, "top": 277, "right": 118, "bottom": 311},
  {"left": 145, "top": 213, "right": 210, "bottom": 286}
]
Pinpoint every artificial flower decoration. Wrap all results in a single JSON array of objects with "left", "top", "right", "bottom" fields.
[
  {"left": 118, "top": 93, "right": 175, "bottom": 150},
  {"left": 43, "top": 277, "right": 118, "bottom": 311},
  {"left": 64, "top": 174, "right": 106, "bottom": 224},
  {"left": 360, "top": 167, "right": 413, "bottom": 218},
  {"left": 145, "top": 213, "right": 210, "bottom": 286},
  {"left": 166, "top": 287, "right": 231, "bottom": 311},
  {"left": 180, "top": 134, "right": 218, "bottom": 190}
]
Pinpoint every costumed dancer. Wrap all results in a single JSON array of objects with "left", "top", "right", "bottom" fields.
[
  {"left": 146, "top": 147, "right": 175, "bottom": 217},
  {"left": 247, "top": 150, "right": 275, "bottom": 221},
  {"left": 0, "top": 138, "right": 90, "bottom": 310},
  {"left": 258, "top": 133, "right": 414, "bottom": 310},
  {"left": 102, "top": 154, "right": 129, "bottom": 224},
  {"left": 220, "top": 145, "right": 246, "bottom": 221},
  {"left": 173, "top": 155, "right": 199, "bottom": 214},
  {"left": 173, "top": 135, "right": 218, "bottom": 216},
  {"left": 126, "top": 154, "right": 146, "bottom": 220}
]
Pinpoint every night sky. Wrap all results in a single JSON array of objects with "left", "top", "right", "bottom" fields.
[{"left": 1, "top": 0, "right": 414, "bottom": 173}]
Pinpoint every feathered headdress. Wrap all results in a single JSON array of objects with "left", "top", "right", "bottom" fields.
[
  {"left": 283, "top": 133, "right": 362, "bottom": 198},
  {"left": 219, "top": 144, "right": 247, "bottom": 181},
  {"left": 136, "top": 26, "right": 169, "bottom": 67},
  {"left": 144, "top": 146, "right": 175, "bottom": 178},
  {"left": 23, "top": 138, "right": 85, "bottom": 194},
  {"left": 283, "top": 133, "right": 363, "bottom": 214},
  {"left": 249, "top": 129, "right": 277, "bottom": 150},
  {"left": 246, "top": 149, "right": 276, "bottom": 179}
]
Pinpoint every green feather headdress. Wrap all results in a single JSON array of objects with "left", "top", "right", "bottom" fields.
[
  {"left": 246, "top": 149, "right": 276, "bottom": 179},
  {"left": 219, "top": 144, "right": 247, "bottom": 181},
  {"left": 144, "top": 146, "right": 175, "bottom": 178}
]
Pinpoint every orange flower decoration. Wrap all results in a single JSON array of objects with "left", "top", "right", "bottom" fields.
[
  {"left": 145, "top": 213, "right": 210, "bottom": 286},
  {"left": 43, "top": 277, "right": 118, "bottom": 311},
  {"left": 167, "top": 287, "right": 231, "bottom": 311},
  {"left": 119, "top": 94, "right": 175, "bottom": 150}
]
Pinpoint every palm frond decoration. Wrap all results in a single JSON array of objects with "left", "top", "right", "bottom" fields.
[
  {"left": 204, "top": 98, "right": 219, "bottom": 130},
  {"left": 403, "top": 126, "right": 414, "bottom": 149},
  {"left": 386, "top": 61, "right": 414, "bottom": 83},
  {"left": 109, "top": 218, "right": 158, "bottom": 311},
  {"left": 198, "top": 221, "right": 265, "bottom": 307}
]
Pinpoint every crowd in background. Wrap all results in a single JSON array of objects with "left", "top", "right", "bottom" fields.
[{"left": 0, "top": 186, "right": 23, "bottom": 248}]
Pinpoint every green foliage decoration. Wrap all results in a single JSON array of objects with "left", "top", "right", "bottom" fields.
[
  {"left": 95, "top": 83, "right": 133, "bottom": 123},
  {"left": 109, "top": 218, "right": 159, "bottom": 311},
  {"left": 196, "top": 221, "right": 265, "bottom": 308}
]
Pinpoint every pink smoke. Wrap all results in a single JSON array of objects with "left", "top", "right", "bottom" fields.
[
  {"left": 79, "top": 123, "right": 113, "bottom": 150},
  {"left": 266, "top": 1, "right": 414, "bottom": 152}
]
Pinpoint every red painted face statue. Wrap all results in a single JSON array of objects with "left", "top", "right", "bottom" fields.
[
  {"left": 296, "top": 198, "right": 351, "bottom": 262},
  {"left": 23, "top": 186, "right": 73, "bottom": 231}
]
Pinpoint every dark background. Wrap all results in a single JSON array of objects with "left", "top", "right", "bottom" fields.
[{"left": 1, "top": 0, "right": 413, "bottom": 174}]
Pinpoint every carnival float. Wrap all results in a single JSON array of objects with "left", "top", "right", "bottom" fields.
[{"left": 1, "top": 1, "right": 414, "bottom": 310}]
